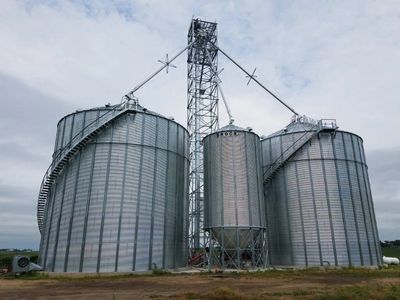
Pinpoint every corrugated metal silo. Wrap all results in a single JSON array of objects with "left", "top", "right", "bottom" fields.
[
  {"left": 261, "top": 117, "right": 382, "bottom": 267},
  {"left": 38, "top": 100, "right": 189, "bottom": 272},
  {"left": 203, "top": 124, "right": 267, "bottom": 268}
]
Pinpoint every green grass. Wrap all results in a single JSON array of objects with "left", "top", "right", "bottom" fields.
[
  {"left": 317, "top": 284, "right": 400, "bottom": 300},
  {"left": 1, "top": 272, "right": 50, "bottom": 280},
  {"left": 172, "top": 284, "right": 400, "bottom": 300},
  {"left": 239, "top": 265, "right": 400, "bottom": 280},
  {"left": 2, "top": 265, "right": 397, "bottom": 282},
  {"left": 0, "top": 251, "right": 39, "bottom": 269},
  {"left": 382, "top": 247, "right": 400, "bottom": 258},
  {"left": 173, "top": 287, "right": 253, "bottom": 300},
  {"left": 2, "top": 265, "right": 400, "bottom": 299}
]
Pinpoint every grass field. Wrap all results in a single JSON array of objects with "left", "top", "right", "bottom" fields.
[
  {"left": 1, "top": 249, "right": 400, "bottom": 299},
  {"left": 0, "top": 251, "right": 39, "bottom": 268},
  {"left": 0, "top": 248, "right": 398, "bottom": 269},
  {"left": 1, "top": 266, "right": 400, "bottom": 299},
  {"left": 382, "top": 247, "right": 400, "bottom": 258}
]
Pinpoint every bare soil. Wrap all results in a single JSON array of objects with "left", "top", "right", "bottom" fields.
[{"left": 0, "top": 272, "right": 399, "bottom": 299}]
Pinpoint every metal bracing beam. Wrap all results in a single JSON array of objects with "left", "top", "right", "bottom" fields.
[
  {"left": 215, "top": 45, "right": 299, "bottom": 116},
  {"left": 125, "top": 41, "right": 195, "bottom": 98},
  {"left": 204, "top": 49, "right": 234, "bottom": 124}
]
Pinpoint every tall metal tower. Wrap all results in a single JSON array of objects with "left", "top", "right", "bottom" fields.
[{"left": 187, "top": 19, "right": 219, "bottom": 255}]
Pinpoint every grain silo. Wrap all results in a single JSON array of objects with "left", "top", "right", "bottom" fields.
[
  {"left": 203, "top": 124, "right": 267, "bottom": 269},
  {"left": 261, "top": 116, "right": 382, "bottom": 267},
  {"left": 37, "top": 99, "right": 189, "bottom": 272}
]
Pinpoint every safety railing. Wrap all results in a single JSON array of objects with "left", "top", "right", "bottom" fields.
[
  {"left": 263, "top": 119, "right": 337, "bottom": 185},
  {"left": 37, "top": 103, "right": 128, "bottom": 233}
]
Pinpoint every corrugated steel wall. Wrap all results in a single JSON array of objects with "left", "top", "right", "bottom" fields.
[
  {"left": 204, "top": 128, "right": 265, "bottom": 230},
  {"left": 261, "top": 130, "right": 382, "bottom": 267},
  {"left": 203, "top": 127, "right": 267, "bottom": 266},
  {"left": 39, "top": 108, "right": 189, "bottom": 272}
]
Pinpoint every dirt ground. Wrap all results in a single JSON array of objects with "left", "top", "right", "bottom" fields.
[{"left": 0, "top": 272, "right": 399, "bottom": 299}]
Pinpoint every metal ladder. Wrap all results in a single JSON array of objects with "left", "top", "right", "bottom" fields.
[
  {"left": 37, "top": 104, "right": 130, "bottom": 233},
  {"left": 263, "top": 119, "right": 337, "bottom": 185}
]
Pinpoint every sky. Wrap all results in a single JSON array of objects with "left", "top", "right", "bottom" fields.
[{"left": 0, "top": 0, "right": 399, "bottom": 249}]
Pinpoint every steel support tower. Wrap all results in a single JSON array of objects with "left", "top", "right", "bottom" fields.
[{"left": 187, "top": 19, "right": 219, "bottom": 257}]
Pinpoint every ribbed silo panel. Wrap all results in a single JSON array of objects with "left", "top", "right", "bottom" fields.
[
  {"left": 323, "top": 159, "right": 347, "bottom": 266},
  {"left": 308, "top": 133, "right": 321, "bottom": 159},
  {"left": 45, "top": 169, "right": 66, "bottom": 271},
  {"left": 262, "top": 125, "right": 381, "bottom": 267},
  {"left": 117, "top": 144, "right": 140, "bottom": 272},
  {"left": 66, "top": 143, "right": 95, "bottom": 271},
  {"left": 351, "top": 134, "right": 362, "bottom": 162},
  {"left": 157, "top": 118, "right": 169, "bottom": 149},
  {"left": 297, "top": 159, "right": 321, "bottom": 266},
  {"left": 349, "top": 160, "right": 369, "bottom": 265},
  {"left": 358, "top": 137, "right": 367, "bottom": 165},
  {"left": 58, "top": 118, "right": 67, "bottom": 152},
  {"left": 71, "top": 112, "right": 84, "bottom": 142},
  {"left": 261, "top": 138, "right": 272, "bottom": 170},
  {"left": 134, "top": 148, "right": 154, "bottom": 271},
  {"left": 268, "top": 170, "right": 293, "bottom": 265},
  {"left": 281, "top": 134, "right": 294, "bottom": 160},
  {"left": 99, "top": 145, "right": 124, "bottom": 272},
  {"left": 203, "top": 127, "right": 267, "bottom": 268},
  {"left": 40, "top": 108, "right": 189, "bottom": 272},
  {"left": 175, "top": 131, "right": 187, "bottom": 267},
  {"left": 221, "top": 134, "right": 235, "bottom": 226},
  {"left": 55, "top": 118, "right": 66, "bottom": 155},
  {"left": 235, "top": 134, "right": 249, "bottom": 226},
  {"left": 311, "top": 158, "right": 336, "bottom": 265},
  {"left": 164, "top": 150, "right": 177, "bottom": 268},
  {"left": 203, "top": 138, "right": 210, "bottom": 228},
  {"left": 265, "top": 183, "right": 278, "bottom": 264},
  {"left": 40, "top": 179, "right": 56, "bottom": 269},
  {"left": 362, "top": 164, "right": 382, "bottom": 265},
  {"left": 183, "top": 159, "right": 190, "bottom": 260},
  {"left": 83, "top": 110, "right": 100, "bottom": 139},
  {"left": 333, "top": 132, "right": 346, "bottom": 160},
  {"left": 337, "top": 158, "right": 361, "bottom": 266},
  {"left": 53, "top": 121, "right": 62, "bottom": 157},
  {"left": 343, "top": 133, "right": 355, "bottom": 161},
  {"left": 127, "top": 113, "right": 143, "bottom": 144},
  {"left": 357, "top": 162, "right": 376, "bottom": 265},
  {"left": 269, "top": 135, "right": 281, "bottom": 164},
  {"left": 168, "top": 122, "right": 178, "bottom": 153},
  {"left": 256, "top": 140, "right": 266, "bottom": 227},
  {"left": 267, "top": 137, "right": 277, "bottom": 165},
  {"left": 264, "top": 133, "right": 292, "bottom": 266},
  {"left": 353, "top": 135, "right": 376, "bottom": 266},
  {"left": 211, "top": 135, "right": 222, "bottom": 228},
  {"left": 246, "top": 135, "right": 260, "bottom": 226},
  {"left": 152, "top": 149, "right": 167, "bottom": 269},
  {"left": 286, "top": 161, "right": 306, "bottom": 266},
  {"left": 80, "top": 142, "right": 109, "bottom": 272},
  {"left": 61, "top": 115, "right": 74, "bottom": 148},
  {"left": 53, "top": 154, "right": 80, "bottom": 271}
]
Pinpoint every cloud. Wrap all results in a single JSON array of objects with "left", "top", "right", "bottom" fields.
[
  {"left": 367, "top": 148, "right": 400, "bottom": 241},
  {"left": 0, "top": 72, "right": 73, "bottom": 249},
  {"left": 0, "top": 0, "right": 399, "bottom": 248}
]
